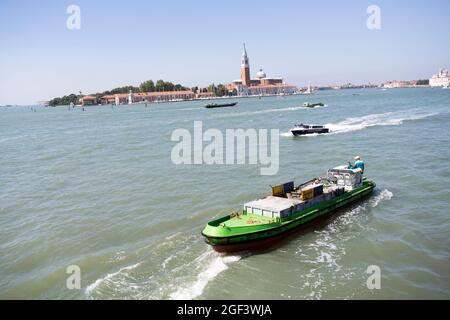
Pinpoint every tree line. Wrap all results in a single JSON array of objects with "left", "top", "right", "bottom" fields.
[
  {"left": 48, "top": 79, "right": 236, "bottom": 106},
  {"left": 416, "top": 79, "right": 429, "bottom": 86},
  {"left": 139, "top": 80, "right": 189, "bottom": 93},
  {"left": 49, "top": 80, "right": 190, "bottom": 106}
]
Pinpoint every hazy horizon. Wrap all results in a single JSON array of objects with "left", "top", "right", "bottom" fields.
[{"left": 1, "top": 0, "right": 449, "bottom": 105}]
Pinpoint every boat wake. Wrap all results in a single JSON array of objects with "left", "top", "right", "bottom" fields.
[
  {"left": 295, "top": 188, "right": 393, "bottom": 299},
  {"left": 326, "top": 109, "right": 437, "bottom": 135},
  {"left": 281, "top": 109, "right": 437, "bottom": 138},
  {"left": 84, "top": 233, "right": 244, "bottom": 300},
  {"left": 168, "top": 251, "right": 242, "bottom": 300},
  {"left": 85, "top": 262, "right": 142, "bottom": 298},
  {"left": 369, "top": 189, "right": 393, "bottom": 207}
]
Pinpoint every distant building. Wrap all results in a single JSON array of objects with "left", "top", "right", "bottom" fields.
[
  {"left": 196, "top": 92, "right": 215, "bottom": 99},
  {"left": 382, "top": 80, "right": 417, "bottom": 89},
  {"left": 100, "top": 90, "right": 195, "bottom": 105},
  {"left": 37, "top": 100, "right": 49, "bottom": 106},
  {"left": 227, "top": 44, "right": 297, "bottom": 96},
  {"left": 135, "top": 90, "right": 195, "bottom": 103},
  {"left": 100, "top": 94, "right": 120, "bottom": 105},
  {"left": 429, "top": 68, "right": 450, "bottom": 87},
  {"left": 80, "top": 96, "right": 98, "bottom": 105}
]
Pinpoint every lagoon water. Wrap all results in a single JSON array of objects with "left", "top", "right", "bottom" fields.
[{"left": 1, "top": 88, "right": 449, "bottom": 299}]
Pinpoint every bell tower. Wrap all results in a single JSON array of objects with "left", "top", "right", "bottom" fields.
[{"left": 241, "top": 43, "right": 251, "bottom": 86}]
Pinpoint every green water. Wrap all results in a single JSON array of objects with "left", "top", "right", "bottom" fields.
[{"left": 1, "top": 88, "right": 449, "bottom": 299}]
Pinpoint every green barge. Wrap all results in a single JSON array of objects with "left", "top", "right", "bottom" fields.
[{"left": 202, "top": 165, "right": 376, "bottom": 252}]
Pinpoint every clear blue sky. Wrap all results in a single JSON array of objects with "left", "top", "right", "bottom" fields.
[{"left": 0, "top": 0, "right": 449, "bottom": 105}]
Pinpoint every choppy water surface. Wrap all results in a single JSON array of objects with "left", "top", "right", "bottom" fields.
[{"left": 1, "top": 88, "right": 449, "bottom": 299}]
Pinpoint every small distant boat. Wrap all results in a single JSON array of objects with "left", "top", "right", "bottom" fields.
[
  {"left": 205, "top": 102, "right": 238, "bottom": 109},
  {"left": 299, "top": 84, "right": 313, "bottom": 95},
  {"left": 290, "top": 124, "right": 329, "bottom": 136},
  {"left": 303, "top": 102, "right": 324, "bottom": 108}
]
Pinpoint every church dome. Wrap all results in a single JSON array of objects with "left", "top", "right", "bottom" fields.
[{"left": 256, "top": 69, "right": 266, "bottom": 79}]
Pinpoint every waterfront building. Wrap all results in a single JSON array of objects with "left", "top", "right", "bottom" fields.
[
  {"left": 429, "top": 68, "right": 450, "bottom": 87},
  {"left": 196, "top": 92, "right": 216, "bottom": 99},
  {"left": 382, "top": 80, "right": 417, "bottom": 89},
  {"left": 100, "top": 90, "right": 195, "bottom": 105},
  {"left": 100, "top": 94, "right": 120, "bottom": 105},
  {"left": 80, "top": 96, "right": 98, "bottom": 105},
  {"left": 136, "top": 90, "right": 195, "bottom": 103},
  {"left": 227, "top": 44, "right": 297, "bottom": 96}
]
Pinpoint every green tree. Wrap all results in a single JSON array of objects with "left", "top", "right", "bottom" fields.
[
  {"left": 416, "top": 79, "right": 429, "bottom": 86},
  {"left": 139, "top": 80, "right": 155, "bottom": 92},
  {"left": 48, "top": 93, "right": 79, "bottom": 106},
  {"left": 109, "top": 86, "right": 139, "bottom": 94},
  {"left": 216, "top": 84, "right": 228, "bottom": 97},
  {"left": 166, "top": 82, "right": 175, "bottom": 91},
  {"left": 155, "top": 80, "right": 179, "bottom": 92},
  {"left": 207, "top": 84, "right": 217, "bottom": 94},
  {"left": 156, "top": 80, "right": 166, "bottom": 92}
]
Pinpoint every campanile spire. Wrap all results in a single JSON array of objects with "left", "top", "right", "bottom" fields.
[{"left": 241, "top": 43, "right": 251, "bottom": 86}]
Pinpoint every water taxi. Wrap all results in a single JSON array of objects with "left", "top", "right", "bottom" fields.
[{"left": 290, "top": 124, "right": 329, "bottom": 136}]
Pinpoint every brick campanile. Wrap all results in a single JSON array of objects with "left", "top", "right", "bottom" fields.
[{"left": 241, "top": 44, "right": 251, "bottom": 86}]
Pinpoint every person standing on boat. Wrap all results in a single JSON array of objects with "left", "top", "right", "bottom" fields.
[{"left": 348, "top": 156, "right": 365, "bottom": 173}]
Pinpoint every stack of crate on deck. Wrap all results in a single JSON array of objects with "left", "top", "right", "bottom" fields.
[{"left": 300, "top": 184, "right": 324, "bottom": 201}]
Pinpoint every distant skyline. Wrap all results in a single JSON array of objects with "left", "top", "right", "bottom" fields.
[{"left": 1, "top": 0, "right": 449, "bottom": 105}]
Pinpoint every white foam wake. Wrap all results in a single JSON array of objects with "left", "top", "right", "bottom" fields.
[
  {"left": 280, "top": 132, "right": 294, "bottom": 137},
  {"left": 85, "top": 263, "right": 141, "bottom": 297},
  {"left": 169, "top": 250, "right": 242, "bottom": 300},
  {"left": 370, "top": 189, "right": 394, "bottom": 207},
  {"left": 326, "top": 110, "right": 437, "bottom": 135}
]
